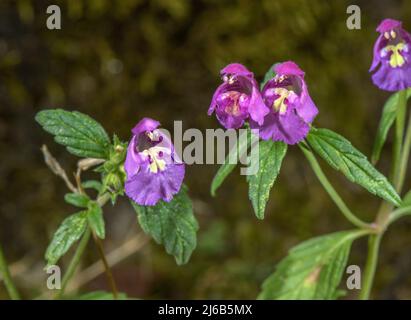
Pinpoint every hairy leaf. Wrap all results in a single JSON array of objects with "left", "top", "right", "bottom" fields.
[
  {"left": 259, "top": 230, "right": 366, "bottom": 300},
  {"left": 82, "top": 180, "right": 103, "bottom": 193},
  {"left": 64, "top": 193, "right": 90, "bottom": 208},
  {"left": 401, "top": 189, "right": 411, "bottom": 207},
  {"left": 247, "top": 140, "right": 287, "bottom": 219},
  {"left": 372, "top": 89, "right": 411, "bottom": 164},
  {"left": 35, "top": 109, "right": 110, "bottom": 159},
  {"left": 307, "top": 128, "right": 401, "bottom": 206},
  {"left": 88, "top": 202, "right": 105, "bottom": 239},
  {"left": 131, "top": 186, "right": 198, "bottom": 265},
  {"left": 45, "top": 211, "right": 88, "bottom": 266}
]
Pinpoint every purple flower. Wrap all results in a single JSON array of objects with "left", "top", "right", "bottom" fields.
[
  {"left": 250, "top": 61, "right": 318, "bottom": 145},
  {"left": 124, "top": 118, "right": 185, "bottom": 206},
  {"left": 208, "top": 63, "right": 269, "bottom": 129},
  {"left": 370, "top": 19, "right": 411, "bottom": 92}
]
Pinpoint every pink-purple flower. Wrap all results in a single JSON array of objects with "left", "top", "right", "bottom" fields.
[
  {"left": 208, "top": 63, "right": 269, "bottom": 129},
  {"left": 370, "top": 19, "right": 411, "bottom": 92},
  {"left": 124, "top": 118, "right": 185, "bottom": 206},
  {"left": 250, "top": 61, "right": 318, "bottom": 145}
]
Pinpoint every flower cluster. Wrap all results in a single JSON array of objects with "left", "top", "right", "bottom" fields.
[
  {"left": 125, "top": 18, "right": 411, "bottom": 207},
  {"left": 209, "top": 61, "right": 318, "bottom": 145}
]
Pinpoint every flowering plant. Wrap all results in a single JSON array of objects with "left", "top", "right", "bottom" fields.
[
  {"left": 209, "top": 19, "right": 411, "bottom": 300},
  {"left": 1, "top": 17, "right": 410, "bottom": 301}
]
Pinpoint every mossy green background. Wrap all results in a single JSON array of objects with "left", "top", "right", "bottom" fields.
[{"left": 1, "top": 0, "right": 411, "bottom": 299}]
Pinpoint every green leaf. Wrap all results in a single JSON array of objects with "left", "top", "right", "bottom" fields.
[
  {"left": 258, "top": 230, "right": 366, "bottom": 300},
  {"left": 87, "top": 202, "right": 105, "bottom": 239},
  {"left": 35, "top": 109, "right": 110, "bottom": 159},
  {"left": 131, "top": 186, "right": 199, "bottom": 265},
  {"left": 307, "top": 127, "right": 401, "bottom": 207},
  {"left": 247, "top": 140, "right": 287, "bottom": 219},
  {"left": 372, "top": 89, "right": 411, "bottom": 164},
  {"left": 74, "top": 291, "right": 128, "bottom": 300},
  {"left": 210, "top": 128, "right": 250, "bottom": 197},
  {"left": 261, "top": 64, "right": 278, "bottom": 90},
  {"left": 45, "top": 211, "right": 88, "bottom": 266},
  {"left": 82, "top": 180, "right": 103, "bottom": 193},
  {"left": 64, "top": 193, "right": 90, "bottom": 208},
  {"left": 401, "top": 189, "right": 411, "bottom": 207}
]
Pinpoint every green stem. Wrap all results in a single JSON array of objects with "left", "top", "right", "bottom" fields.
[
  {"left": 300, "top": 144, "right": 371, "bottom": 229},
  {"left": 92, "top": 233, "right": 118, "bottom": 299},
  {"left": 55, "top": 193, "right": 110, "bottom": 299},
  {"left": 361, "top": 90, "right": 409, "bottom": 300},
  {"left": 55, "top": 228, "right": 91, "bottom": 299},
  {"left": 359, "top": 234, "right": 382, "bottom": 300},
  {"left": 0, "top": 244, "right": 21, "bottom": 300},
  {"left": 388, "top": 206, "right": 411, "bottom": 224},
  {"left": 396, "top": 107, "right": 411, "bottom": 192},
  {"left": 392, "top": 89, "right": 407, "bottom": 190}
]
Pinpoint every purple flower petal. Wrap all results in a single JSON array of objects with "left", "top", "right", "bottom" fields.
[
  {"left": 377, "top": 19, "right": 402, "bottom": 33},
  {"left": 274, "top": 61, "right": 305, "bottom": 77},
  {"left": 251, "top": 108, "right": 310, "bottom": 145},
  {"left": 296, "top": 81, "right": 318, "bottom": 123},
  {"left": 372, "top": 61, "right": 411, "bottom": 92},
  {"left": 248, "top": 79, "right": 270, "bottom": 125},
  {"left": 221, "top": 63, "right": 253, "bottom": 79},
  {"left": 131, "top": 117, "right": 160, "bottom": 135},
  {"left": 125, "top": 163, "right": 185, "bottom": 206}
]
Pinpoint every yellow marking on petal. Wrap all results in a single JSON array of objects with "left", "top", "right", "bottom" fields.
[
  {"left": 386, "top": 43, "right": 406, "bottom": 68},
  {"left": 223, "top": 91, "right": 242, "bottom": 116},
  {"left": 142, "top": 149, "right": 167, "bottom": 174},
  {"left": 273, "top": 88, "right": 291, "bottom": 115},
  {"left": 146, "top": 132, "right": 155, "bottom": 140},
  {"left": 384, "top": 32, "right": 390, "bottom": 39},
  {"left": 390, "top": 30, "right": 396, "bottom": 39}
]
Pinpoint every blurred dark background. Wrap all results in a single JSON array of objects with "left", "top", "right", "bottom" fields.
[{"left": 1, "top": 0, "right": 411, "bottom": 299}]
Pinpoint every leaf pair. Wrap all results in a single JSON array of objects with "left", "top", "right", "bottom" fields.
[
  {"left": 64, "top": 192, "right": 106, "bottom": 239},
  {"left": 45, "top": 195, "right": 105, "bottom": 266}
]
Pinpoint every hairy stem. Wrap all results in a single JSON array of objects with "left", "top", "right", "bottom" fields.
[
  {"left": 92, "top": 233, "right": 119, "bottom": 299},
  {"left": 0, "top": 244, "right": 21, "bottom": 300},
  {"left": 361, "top": 89, "right": 409, "bottom": 300},
  {"left": 300, "top": 144, "right": 371, "bottom": 229},
  {"left": 359, "top": 234, "right": 382, "bottom": 300},
  {"left": 396, "top": 106, "right": 411, "bottom": 192},
  {"left": 55, "top": 228, "right": 91, "bottom": 299}
]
